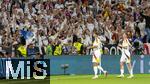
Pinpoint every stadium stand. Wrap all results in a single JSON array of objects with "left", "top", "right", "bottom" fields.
[{"left": 0, "top": 0, "right": 150, "bottom": 57}]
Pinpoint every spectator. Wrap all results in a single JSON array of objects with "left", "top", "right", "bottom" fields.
[
  {"left": 0, "top": 0, "right": 150, "bottom": 57},
  {"left": 140, "top": 6, "right": 150, "bottom": 42},
  {"left": 46, "top": 40, "right": 53, "bottom": 56},
  {"left": 54, "top": 40, "right": 62, "bottom": 56},
  {"left": 73, "top": 38, "right": 84, "bottom": 55},
  {"left": 27, "top": 43, "right": 36, "bottom": 58},
  {"left": 17, "top": 43, "right": 27, "bottom": 58}
]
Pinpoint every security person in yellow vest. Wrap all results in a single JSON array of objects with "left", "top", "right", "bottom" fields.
[
  {"left": 73, "top": 38, "right": 83, "bottom": 54},
  {"left": 54, "top": 41, "right": 62, "bottom": 56},
  {"left": 16, "top": 36, "right": 27, "bottom": 58},
  {"left": 17, "top": 44, "right": 27, "bottom": 58}
]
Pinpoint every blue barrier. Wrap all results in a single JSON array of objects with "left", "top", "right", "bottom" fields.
[
  {"left": 50, "top": 55, "right": 150, "bottom": 75},
  {"left": 0, "top": 58, "right": 6, "bottom": 78}
]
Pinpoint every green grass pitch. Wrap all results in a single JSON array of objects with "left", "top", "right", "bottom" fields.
[
  {"left": 50, "top": 74, "right": 150, "bottom": 84},
  {"left": 0, "top": 74, "right": 149, "bottom": 84},
  {"left": 0, "top": 79, "right": 50, "bottom": 84}
]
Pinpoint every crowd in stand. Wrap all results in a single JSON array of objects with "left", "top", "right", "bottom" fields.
[{"left": 0, "top": 0, "right": 150, "bottom": 58}]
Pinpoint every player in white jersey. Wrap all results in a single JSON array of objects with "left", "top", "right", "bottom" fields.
[
  {"left": 88, "top": 32, "right": 107, "bottom": 79},
  {"left": 117, "top": 33, "right": 134, "bottom": 78}
]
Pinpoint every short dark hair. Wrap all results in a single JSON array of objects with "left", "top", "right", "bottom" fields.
[
  {"left": 0, "top": 52, "right": 4, "bottom": 57},
  {"left": 93, "top": 30, "right": 99, "bottom": 35}
]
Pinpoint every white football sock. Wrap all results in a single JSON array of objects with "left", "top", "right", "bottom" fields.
[
  {"left": 93, "top": 66, "right": 98, "bottom": 76},
  {"left": 121, "top": 69, "right": 124, "bottom": 75},
  {"left": 97, "top": 66, "right": 105, "bottom": 73},
  {"left": 129, "top": 68, "right": 133, "bottom": 76}
]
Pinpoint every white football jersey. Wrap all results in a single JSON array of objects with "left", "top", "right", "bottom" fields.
[
  {"left": 93, "top": 37, "right": 102, "bottom": 51},
  {"left": 122, "top": 39, "right": 130, "bottom": 50}
]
